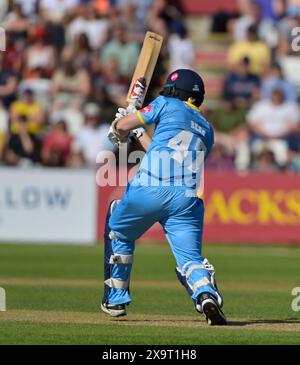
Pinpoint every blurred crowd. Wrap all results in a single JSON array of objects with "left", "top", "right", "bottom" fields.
[
  {"left": 0, "top": 0, "right": 299, "bottom": 173},
  {"left": 0, "top": 0, "right": 184, "bottom": 167},
  {"left": 207, "top": 0, "right": 300, "bottom": 173}
]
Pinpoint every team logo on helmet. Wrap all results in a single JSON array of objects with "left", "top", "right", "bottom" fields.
[
  {"left": 193, "top": 84, "right": 200, "bottom": 92},
  {"left": 171, "top": 72, "right": 178, "bottom": 81}
]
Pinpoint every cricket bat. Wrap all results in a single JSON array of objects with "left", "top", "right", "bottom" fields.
[{"left": 127, "top": 32, "right": 163, "bottom": 109}]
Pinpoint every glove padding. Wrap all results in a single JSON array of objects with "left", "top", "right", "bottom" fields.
[
  {"left": 108, "top": 104, "right": 143, "bottom": 147},
  {"left": 108, "top": 119, "right": 130, "bottom": 147},
  {"left": 115, "top": 104, "right": 137, "bottom": 120},
  {"left": 130, "top": 127, "right": 145, "bottom": 140}
]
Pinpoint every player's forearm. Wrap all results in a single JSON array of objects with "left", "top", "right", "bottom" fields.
[
  {"left": 136, "top": 131, "right": 152, "bottom": 151},
  {"left": 115, "top": 114, "right": 142, "bottom": 135}
]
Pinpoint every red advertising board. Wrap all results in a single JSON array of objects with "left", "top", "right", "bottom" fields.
[
  {"left": 97, "top": 172, "right": 300, "bottom": 244},
  {"left": 204, "top": 172, "right": 300, "bottom": 243},
  {"left": 179, "top": 0, "right": 237, "bottom": 14}
]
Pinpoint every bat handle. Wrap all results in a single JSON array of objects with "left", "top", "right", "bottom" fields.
[{"left": 127, "top": 77, "right": 147, "bottom": 109}]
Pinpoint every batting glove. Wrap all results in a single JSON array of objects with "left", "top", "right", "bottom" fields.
[
  {"left": 115, "top": 104, "right": 137, "bottom": 120},
  {"left": 108, "top": 104, "right": 139, "bottom": 147},
  {"left": 130, "top": 127, "right": 145, "bottom": 140},
  {"left": 107, "top": 119, "right": 130, "bottom": 147}
]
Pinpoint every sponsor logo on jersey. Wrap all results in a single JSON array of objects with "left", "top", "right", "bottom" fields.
[{"left": 140, "top": 104, "right": 153, "bottom": 113}]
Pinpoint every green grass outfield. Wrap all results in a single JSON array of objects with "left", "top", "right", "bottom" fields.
[{"left": 0, "top": 242, "right": 299, "bottom": 344}]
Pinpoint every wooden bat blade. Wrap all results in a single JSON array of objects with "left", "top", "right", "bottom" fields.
[{"left": 127, "top": 32, "right": 163, "bottom": 107}]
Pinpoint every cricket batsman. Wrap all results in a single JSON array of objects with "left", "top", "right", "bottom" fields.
[{"left": 101, "top": 69, "right": 227, "bottom": 326}]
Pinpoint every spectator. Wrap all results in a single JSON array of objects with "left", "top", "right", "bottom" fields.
[
  {"left": 168, "top": 24, "right": 195, "bottom": 73},
  {"left": 227, "top": 24, "right": 271, "bottom": 75},
  {"left": 2, "top": 31, "right": 22, "bottom": 73},
  {"left": 0, "top": 54, "right": 18, "bottom": 108},
  {"left": 132, "top": 0, "right": 154, "bottom": 24},
  {"left": 252, "top": 146, "right": 280, "bottom": 172},
  {"left": 0, "top": 106, "right": 8, "bottom": 162},
  {"left": 72, "top": 102, "right": 114, "bottom": 166},
  {"left": 39, "top": 0, "right": 79, "bottom": 53},
  {"left": 0, "top": 0, "right": 8, "bottom": 22},
  {"left": 66, "top": 33, "right": 94, "bottom": 71},
  {"left": 247, "top": 88, "right": 300, "bottom": 166},
  {"left": 286, "top": 0, "right": 300, "bottom": 15},
  {"left": 24, "top": 26, "right": 56, "bottom": 78},
  {"left": 3, "top": 2, "right": 31, "bottom": 48},
  {"left": 51, "top": 52, "right": 91, "bottom": 111},
  {"left": 247, "top": 88, "right": 300, "bottom": 139},
  {"left": 223, "top": 57, "right": 260, "bottom": 107},
  {"left": 10, "top": 88, "right": 45, "bottom": 136},
  {"left": 147, "top": 0, "right": 183, "bottom": 37},
  {"left": 112, "top": 0, "right": 153, "bottom": 25},
  {"left": 66, "top": 3, "right": 109, "bottom": 50},
  {"left": 93, "top": 0, "right": 112, "bottom": 16},
  {"left": 287, "top": 124, "right": 300, "bottom": 171},
  {"left": 231, "top": 1, "right": 262, "bottom": 41},
  {"left": 18, "top": 67, "right": 52, "bottom": 109},
  {"left": 261, "top": 62, "right": 298, "bottom": 102},
  {"left": 231, "top": 1, "right": 279, "bottom": 48},
  {"left": 119, "top": 2, "right": 146, "bottom": 42},
  {"left": 39, "top": 0, "right": 78, "bottom": 24},
  {"left": 254, "top": 0, "right": 285, "bottom": 21},
  {"left": 210, "top": 99, "right": 248, "bottom": 133},
  {"left": 95, "top": 58, "right": 128, "bottom": 107},
  {"left": 209, "top": 101, "right": 250, "bottom": 171},
  {"left": 42, "top": 119, "right": 73, "bottom": 167},
  {"left": 206, "top": 143, "right": 235, "bottom": 171},
  {"left": 277, "top": 4, "right": 300, "bottom": 56},
  {"left": 92, "top": 58, "right": 125, "bottom": 123},
  {"left": 288, "top": 154, "right": 300, "bottom": 172},
  {"left": 14, "top": 0, "right": 38, "bottom": 18},
  {"left": 101, "top": 23, "right": 140, "bottom": 78},
  {"left": 5, "top": 114, "right": 40, "bottom": 166}
]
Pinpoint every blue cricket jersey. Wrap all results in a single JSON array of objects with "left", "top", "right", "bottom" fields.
[{"left": 132, "top": 96, "right": 214, "bottom": 190}]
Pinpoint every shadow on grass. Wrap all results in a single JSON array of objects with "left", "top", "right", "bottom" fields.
[
  {"left": 227, "top": 319, "right": 300, "bottom": 326},
  {"left": 113, "top": 317, "right": 300, "bottom": 327}
]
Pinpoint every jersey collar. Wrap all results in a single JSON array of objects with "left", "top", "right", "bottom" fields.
[{"left": 184, "top": 101, "right": 201, "bottom": 112}]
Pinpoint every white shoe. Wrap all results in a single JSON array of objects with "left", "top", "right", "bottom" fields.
[{"left": 101, "top": 302, "right": 127, "bottom": 317}]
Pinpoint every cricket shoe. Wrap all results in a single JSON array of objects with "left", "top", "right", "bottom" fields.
[
  {"left": 101, "top": 302, "right": 127, "bottom": 317},
  {"left": 197, "top": 293, "right": 227, "bottom": 326}
]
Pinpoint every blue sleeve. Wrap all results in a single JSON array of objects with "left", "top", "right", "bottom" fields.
[
  {"left": 205, "top": 126, "right": 215, "bottom": 160},
  {"left": 137, "top": 96, "right": 167, "bottom": 125}
]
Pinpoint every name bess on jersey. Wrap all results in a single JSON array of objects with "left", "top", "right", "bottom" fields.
[
  {"left": 140, "top": 104, "right": 208, "bottom": 138},
  {"left": 191, "top": 120, "right": 206, "bottom": 137},
  {"left": 138, "top": 96, "right": 213, "bottom": 145}
]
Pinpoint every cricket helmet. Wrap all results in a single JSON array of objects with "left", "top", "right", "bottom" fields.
[{"left": 160, "top": 69, "right": 205, "bottom": 107}]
